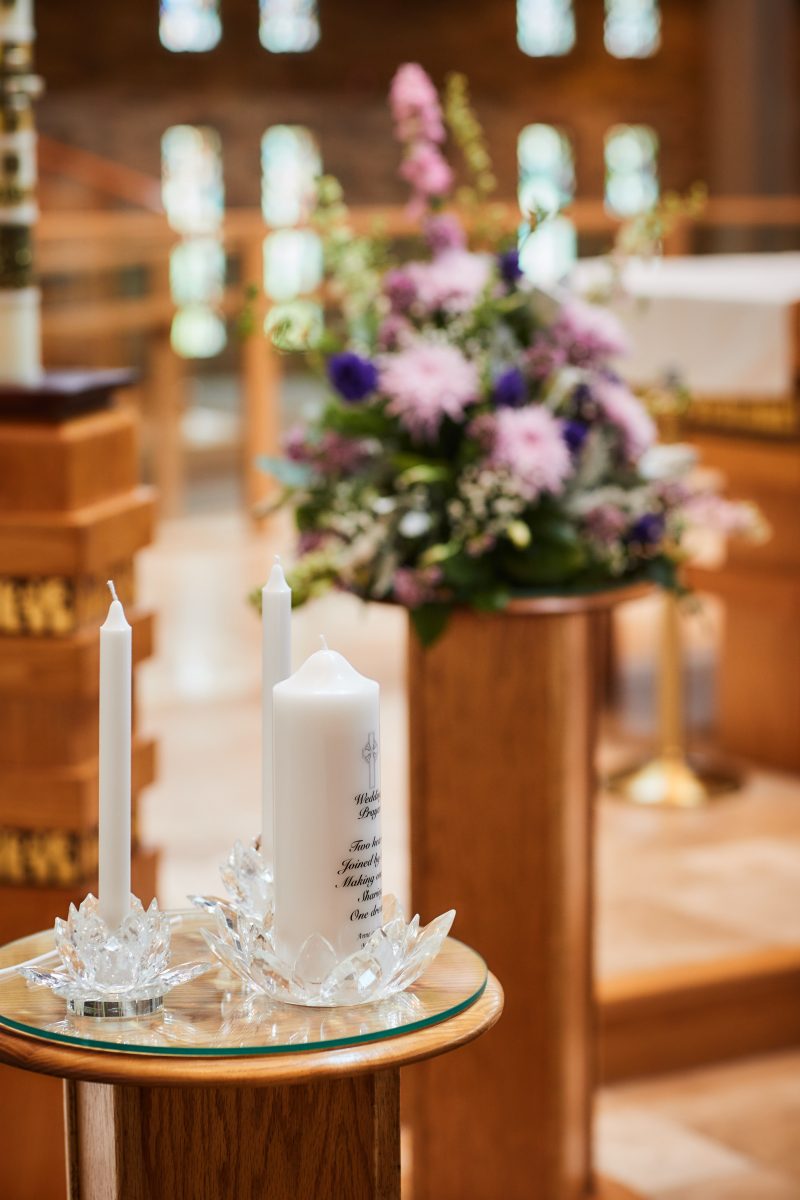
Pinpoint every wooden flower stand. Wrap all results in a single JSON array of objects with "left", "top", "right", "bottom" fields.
[
  {"left": 405, "top": 590, "right": 647, "bottom": 1200},
  {"left": 0, "top": 372, "right": 158, "bottom": 1200},
  {"left": 0, "top": 936, "right": 503, "bottom": 1200},
  {"left": 686, "top": 430, "right": 800, "bottom": 772}
]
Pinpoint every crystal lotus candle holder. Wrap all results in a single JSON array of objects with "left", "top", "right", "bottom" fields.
[
  {"left": 196, "top": 893, "right": 455, "bottom": 1008},
  {"left": 20, "top": 894, "right": 211, "bottom": 1017},
  {"left": 214, "top": 838, "right": 273, "bottom": 921}
]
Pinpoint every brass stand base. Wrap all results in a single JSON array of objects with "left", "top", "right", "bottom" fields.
[{"left": 607, "top": 754, "right": 741, "bottom": 808}]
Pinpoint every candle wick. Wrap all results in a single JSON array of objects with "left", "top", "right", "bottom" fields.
[
  {"left": 319, "top": 634, "right": 329, "bottom": 652},
  {"left": 107, "top": 580, "right": 119, "bottom": 603},
  {"left": 274, "top": 554, "right": 281, "bottom": 564}
]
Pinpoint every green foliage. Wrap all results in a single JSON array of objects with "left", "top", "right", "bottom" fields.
[
  {"left": 641, "top": 555, "right": 680, "bottom": 592},
  {"left": 439, "top": 550, "right": 495, "bottom": 590},
  {"left": 499, "top": 511, "right": 589, "bottom": 585},
  {"left": 444, "top": 72, "right": 497, "bottom": 202},
  {"left": 410, "top": 604, "right": 452, "bottom": 647},
  {"left": 470, "top": 584, "right": 511, "bottom": 613},
  {"left": 616, "top": 183, "right": 708, "bottom": 260},
  {"left": 321, "top": 403, "right": 394, "bottom": 439}
]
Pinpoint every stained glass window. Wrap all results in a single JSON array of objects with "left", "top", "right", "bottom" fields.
[
  {"left": 159, "top": 0, "right": 221, "bottom": 53},
  {"left": 517, "top": 0, "right": 575, "bottom": 57},
  {"left": 604, "top": 0, "right": 660, "bottom": 58},
  {"left": 518, "top": 125, "right": 575, "bottom": 286},
  {"left": 170, "top": 307, "right": 227, "bottom": 358},
  {"left": 518, "top": 124, "right": 575, "bottom": 214},
  {"left": 161, "top": 126, "right": 224, "bottom": 235},
  {"left": 161, "top": 126, "right": 226, "bottom": 357},
  {"left": 259, "top": 0, "right": 319, "bottom": 53},
  {"left": 263, "top": 230, "right": 323, "bottom": 301},
  {"left": 605, "top": 124, "right": 659, "bottom": 215},
  {"left": 261, "top": 126, "right": 321, "bottom": 228},
  {"left": 169, "top": 238, "right": 225, "bottom": 306},
  {"left": 519, "top": 217, "right": 577, "bottom": 287}
]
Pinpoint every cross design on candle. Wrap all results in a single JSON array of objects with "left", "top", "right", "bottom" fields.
[{"left": 362, "top": 732, "right": 379, "bottom": 789}]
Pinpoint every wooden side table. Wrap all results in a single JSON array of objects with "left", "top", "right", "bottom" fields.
[{"left": 0, "top": 922, "right": 502, "bottom": 1200}]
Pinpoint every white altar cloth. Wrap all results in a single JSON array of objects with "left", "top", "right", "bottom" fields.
[{"left": 574, "top": 253, "right": 800, "bottom": 399}]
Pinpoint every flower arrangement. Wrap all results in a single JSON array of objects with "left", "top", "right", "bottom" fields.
[{"left": 258, "top": 64, "right": 762, "bottom": 644}]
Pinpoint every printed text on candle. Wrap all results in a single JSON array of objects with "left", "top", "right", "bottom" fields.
[{"left": 337, "top": 827, "right": 383, "bottom": 940}]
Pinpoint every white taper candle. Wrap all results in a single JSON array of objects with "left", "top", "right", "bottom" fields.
[
  {"left": 261, "top": 556, "right": 291, "bottom": 849},
  {"left": 273, "top": 638, "right": 382, "bottom": 963},
  {"left": 98, "top": 580, "right": 132, "bottom": 930}
]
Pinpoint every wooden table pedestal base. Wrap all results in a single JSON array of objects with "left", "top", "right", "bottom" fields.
[
  {"left": 406, "top": 591, "right": 647, "bottom": 1200},
  {"left": 65, "top": 1072, "right": 400, "bottom": 1200}
]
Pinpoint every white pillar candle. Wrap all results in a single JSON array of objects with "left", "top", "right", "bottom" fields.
[
  {"left": 273, "top": 639, "right": 382, "bottom": 963},
  {"left": 0, "top": 287, "right": 41, "bottom": 384},
  {"left": 261, "top": 556, "right": 291, "bottom": 849},
  {"left": 98, "top": 581, "right": 132, "bottom": 930}
]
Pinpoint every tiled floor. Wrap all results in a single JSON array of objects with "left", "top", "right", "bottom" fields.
[
  {"left": 598, "top": 1052, "right": 800, "bottom": 1199},
  {"left": 137, "top": 508, "right": 800, "bottom": 1200}
]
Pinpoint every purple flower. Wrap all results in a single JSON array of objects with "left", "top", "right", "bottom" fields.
[
  {"left": 628, "top": 513, "right": 665, "bottom": 546},
  {"left": 424, "top": 213, "right": 467, "bottom": 255},
  {"left": 553, "top": 299, "right": 630, "bottom": 366},
  {"left": 400, "top": 142, "right": 453, "bottom": 199},
  {"left": 327, "top": 352, "right": 378, "bottom": 404},
  {"left": 383, "top": 268, "right": 418, "bottom": 313},
  {"left": 570, "top": 383, "right": 593, "bottom": 416},
  {"left": 389, "top": 64, "right": 446, "bottom": 145},
  {"left": 525, "top": 338, "right": 567, "bottom": 380},
  {"left": 492, "top": 367, "right": 527, "bottom": 409},
  {"left": 377, "top": 313, "right": 413, "bottom": 351},
  {"left": 283, "top": 426, "right": 374, "bottom": 474},
  {"left": 681, "top": 493, "right": 764, "bottom": 539},
  {"left": 404, "top": 251, "right": 491, "bottom": 315},
  {"left": 498, "top": 249, "right": 523, "bottom": 285},
  {"left": 583, "top": 504, "right": 628, "bottom": 544},
  {"left": 298, "top": 530, "right": 327, "bottom": 554},
  {"left": 483, "top": 406, "right": 573, "bottom": 501},
  {"left": 594, "top": 378, "right": 656, "bottom": 462},
  {"left": 392, "top": 565, "right": 444, "bottom": 608},
  {"left": 563, "top": 419, "right": 589, "bottom": 455},
  {"left": 379, "top": 341, "right": 479, "bottom": 439}
]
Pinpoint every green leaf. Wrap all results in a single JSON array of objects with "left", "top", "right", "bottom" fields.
[
  {"left": 641, "top": 556, "right": 680, "bottom": 591},
  {"left": 322, "top": 404, "right": 393, "bottom": 439},
  {"left": 410, "top": 604, "right": 452, "bottom": 647},
  {"left": 499, "top": 539, "right": 588, "bottom": 586},
  {"left": 256, "top": 456, "right": 313, "bottom": 488},
  {"left": 395, "top": 462, "right": 453, "bottom": 486},
  {"left": 470, "top": 585, "right": 511, "bottom": 613},
  {"left": 440, "top": 552, "right": 493, "bottom": 589},
  {"left": 419, "top": 541, "right": 461, "bottom": 568},
  {"left": 527, "top": 510, "right": 583, "bottom": 547}
]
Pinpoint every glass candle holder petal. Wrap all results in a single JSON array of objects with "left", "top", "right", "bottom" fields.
[{"left": 192, "top": 838, "right": 273, "bottom": 923}]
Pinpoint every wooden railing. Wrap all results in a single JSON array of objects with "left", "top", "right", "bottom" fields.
[{"left": 36, "top": 196, "right": 800, "bottom": 517}]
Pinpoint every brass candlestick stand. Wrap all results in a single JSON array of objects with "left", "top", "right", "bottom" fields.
[{"left": 608, "top": 590, "right": 741, "bottom": 807}]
